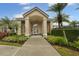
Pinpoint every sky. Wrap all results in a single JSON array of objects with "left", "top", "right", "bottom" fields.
[{"left": 0, "top": 3, "right": 79, "bottom": 21}]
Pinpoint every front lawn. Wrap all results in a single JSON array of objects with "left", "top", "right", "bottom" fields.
[
  {"left": 53, "top": 45, "right": 79, "bottom": 56},
  {"left": 0, "top": 41, "right": 21, "bottom": 47}
]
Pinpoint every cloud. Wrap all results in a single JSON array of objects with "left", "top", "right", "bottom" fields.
[
  {"left": 69, "top": 15, "right": 79, "bottom": 21},
  {"left": 48, "top": 3, "right": 56, "bottom": 7},
  {"left": 68, "top": 3, "right": 73, "bottom": 6},
  {"left": 13, "top": 4, "right": 32, "bottom": 18},
  {"left": 53, "top": 22, "right": 69, "bottom": 27},
  {"left": 62, "top": 22, "right": 69, "bottom": 26},
  {"left": 69, "top": 15, "right": 75, "bottom": 21},
  {"left": 19, "top": 3, "right": 31, "bottom": 10},
  {"left": 23, "top": 6, "right": 31, "bottom": 10},
  {"left": 19, "top": 3, "right": 29, "bottom": 5},
  {"left": 13, "top": 13, "right": 23, "bottom": 18}
]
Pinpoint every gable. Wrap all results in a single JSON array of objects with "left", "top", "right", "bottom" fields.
[{"left": 23, "top": 7, "right": 48, "bottom": 18}]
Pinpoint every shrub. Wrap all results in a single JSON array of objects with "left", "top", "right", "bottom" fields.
[
  {"left": 51, "top": 29, "right": 79, "bottom": 42},
  {"left": 47, "top": 36, "right": 68, "bottom": 46},
  {"left": 47, "top": 32, "right": 51, "bottom": 35},
  {"left": 51, "top": 29, "right": 64, "bottom": 36},
  {"left": 71, "top": 41, "right": 79, "bottom": 50},
  {"left": 3, "top": 35, "right": 17, "bottom": 42},
  {"left": 65, "top": 30, "right": 79, "bottom": 42},
  {"left": 0, "top": 32, "right": 8, "bottom": 39},
  {"left": 16, "top": 35, "right": 28, "bottom": 43},
  {"left": 69, "top": 41, "right": 79, "bottom": 50},
  {"left": 2, "top": 35, "right": 28, "bottom": 44},
  {"left": 74, "top": 41, "right": 79, "bottom": 49},
  {"left": 9, "top": 33, "right": 16, "bottom": 36},
  {"left": 68, "top": 41, "right": 79, "bottom": 50}
]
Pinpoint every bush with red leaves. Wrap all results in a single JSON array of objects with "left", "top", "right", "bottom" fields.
[{"left": 0, "top": 32, "right": 8, "bottom": 39}]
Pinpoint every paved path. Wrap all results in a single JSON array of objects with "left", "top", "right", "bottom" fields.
[
  {"left": 15, "top": 36, "right": 60, "bottom": 56},
  {"left": 0, "top": 45, "right": 19, "bottom": 56}
]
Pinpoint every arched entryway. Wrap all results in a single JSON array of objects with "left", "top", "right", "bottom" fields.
[
  {"left": 29, "top": 15, "right": 43, "bottom": 35},
  {"left": 22, "top": 7, "right": 48, "bottom": 37},
  {"left": 17, "top": 7, "right": 52, "bottom": 38}
]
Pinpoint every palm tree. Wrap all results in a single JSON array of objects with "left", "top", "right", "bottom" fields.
[
  {"left": 1, "top": 16, "right": 12, "bottom": 29},
  {"left": 0, "top": 16, "right": 18, "bottom": 33},
  {"left": 51, "top": 13, "right": 70, "bottom": 28},
  {"left": 11, "top": 20, "right": 18, "bottom": 33},
  {"left": 52, "top": 13, "right": 70, "bottom": 23},
  {"left": 48, "top": 3, "right": 68, "bottom": 28},
  {"left": 69, "top": 20, "right": 77, "bottom": 28}
]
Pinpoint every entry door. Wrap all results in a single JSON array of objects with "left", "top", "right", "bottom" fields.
[{"left": 32, "top": 24, "right": 38, "bottom": 35}]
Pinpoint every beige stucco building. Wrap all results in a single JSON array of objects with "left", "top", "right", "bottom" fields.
[{"left": 16, "top": 7, "right": 52, "bottom": 37}]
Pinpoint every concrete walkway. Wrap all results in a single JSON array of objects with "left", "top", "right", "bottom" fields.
[
  {"left": 15, "top": 35, "right": 60, "bottom": 56},
  {"left": 0, "top": 45, "right": 19, "bottom": 56}
]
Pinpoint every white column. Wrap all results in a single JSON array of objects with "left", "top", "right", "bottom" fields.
[
  {"left": 25, "top": 17, "right": 30, "bottom": 36},
  {"left": 43, "top": 18, "right": 47, "bottom": 37},
  {"left": 17, "top": 20, "right": 21, "bottom": 35}
]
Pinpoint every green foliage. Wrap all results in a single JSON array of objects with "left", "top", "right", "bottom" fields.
[
  {"left": 69, "top": 20, "right": 78, "bottom": 27},
  {"left": 0, "top": 16, "right": 18, "bottom": 34},
  {"left": 52, "top": 13, "right": 70, "bottom": 23},
  {"left": 51, "top": 29, "right": 64, "bottom": 36},
  {"left": 74, "top": 41, "right": 79, "bottom": 49},
  {"left": 48, "top": 3, "right": 68, "bottom": 28},
  {"left": 47, "top": 36, "right": 68, "bottom": 45},
  {"left": 51, "top": 29, "right": 79, "bottom": 42},
  {"left": 47, "top": 32, "right": 51, "bottom": 35},
  {"left": 68, "top": 41, "right": 79, "bottom": 50},
  {"left": 48, "top": 3, "right": 67, "bottom": 12},
  {"left": 2, "top": 35, "right": 28, "bottom": 44},
  {"left": 65, "top": 30, "right": 79, "bottom": 42},
  {"left": 50, "top": 28, "right": 79, "bottom": 50},
  {"left": 1, "top": 16, "right": 12, "bottom": 29}
]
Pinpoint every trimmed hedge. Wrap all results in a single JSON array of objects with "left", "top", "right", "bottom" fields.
[
  {"left": 65, "top": 30, "right": 79, "bottom": 42},
  {"left": 51, "top": 29, "right": 64, "bottom": 36},
  {"left": 51, "top": 29, "right": 79, "bottom": 42}
]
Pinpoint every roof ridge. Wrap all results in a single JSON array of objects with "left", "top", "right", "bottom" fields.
[{"left": 23, "top": 7, "right": 48, "bottom": 17}]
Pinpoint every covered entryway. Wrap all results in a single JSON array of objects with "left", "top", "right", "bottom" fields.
[
  {"left": 23, "top": 7, "right": 48, "bottom": 37},
  {"left": 29, "top": 15, "right": 43, "bottom": 35},
  {"left": 17, "top": 7, "right": 52, "bottom": 37}
]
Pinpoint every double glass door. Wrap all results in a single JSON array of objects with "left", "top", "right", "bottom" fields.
[{"left": 32, "top": 24, "right": 38, "bottom": 35}]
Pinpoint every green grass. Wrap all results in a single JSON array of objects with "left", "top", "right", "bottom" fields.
[
  {"left": 0, "top": 41, "right": 22, "bottom": 47},
  {"left": 53, "top": 45, "right": 79, "bottom": 56}
]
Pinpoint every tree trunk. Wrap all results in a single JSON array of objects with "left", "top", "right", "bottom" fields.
[{"left": 57, "top": 11, "right": 62, "bottom": 28}]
